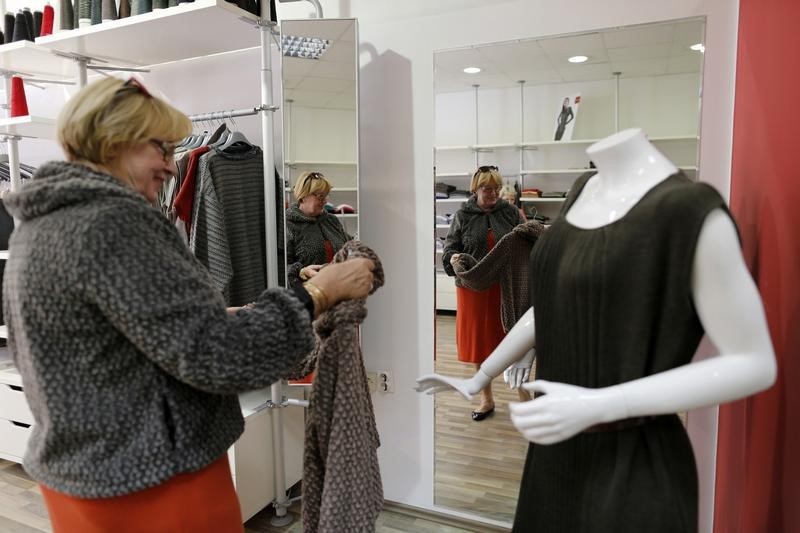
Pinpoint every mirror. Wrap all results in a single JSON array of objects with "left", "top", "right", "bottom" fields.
[
  {"left": 433, "top": 18, "right": 705, "bottom": 522},
  {"left": 281, "top": 18, "right": 359, "bottom": 288}
]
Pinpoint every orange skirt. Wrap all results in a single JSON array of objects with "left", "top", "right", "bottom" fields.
[
  {"left": 40, "top": 455, "right": 242, "bottom": 533},
  {"left": 455, "top": 284, "right": 505, "bottom": 365}
]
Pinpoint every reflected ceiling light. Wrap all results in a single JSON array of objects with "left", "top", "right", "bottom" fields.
[
  {"left": 568, "top": 55, "right": 588, "bottom": 63},
  {"left": 281, "top": 35, "right": 330, "bottom": 59},
  {"left": 690, "top": 43, "right": 705, "bottom": 53},
  {"left": 463, "top": 67, "right": 482, "bottom": 74}
]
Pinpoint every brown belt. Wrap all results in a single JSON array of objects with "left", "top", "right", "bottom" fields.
[{"left": 584, "top": 416, "right": 658, "bottom": 433}]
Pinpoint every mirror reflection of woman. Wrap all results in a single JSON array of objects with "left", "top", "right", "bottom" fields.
[
  {"left": 286, "top": 171, "right": 352, "bottom": 286},
  {"left": 443, "top": 166, "right": 525, "bottom": 420}
]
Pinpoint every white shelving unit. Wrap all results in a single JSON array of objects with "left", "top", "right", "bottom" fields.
[
  {"left": 0, "top": 116, "right": 57, "bottom": 139},
  {"left": 35, "top": 0, "right": 260, "bottom": 67},
  {"left": 0, "top": 2, "right": 304, "bottom": 524}
]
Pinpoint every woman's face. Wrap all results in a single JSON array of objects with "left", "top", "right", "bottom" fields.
[
  {"left": 476, "top": 183, "right": 500, "bottom": 210},
  {"left": 299, "top": 191, "right": 328, "bottom": 217},
  {"left": 113, "top": 140, "right": 177, "bottom": 203}
]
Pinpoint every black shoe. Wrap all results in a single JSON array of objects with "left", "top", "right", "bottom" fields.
[{"left": 471, "top": 407, "right": 495, "bottom": 421}]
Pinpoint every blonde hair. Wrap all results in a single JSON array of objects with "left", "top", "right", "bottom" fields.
[
  {"left": 57, "top": 77, "right": 191, "bottom": 166},
  {"left": 293, "top": 171, "right": 332, "bottom": 202},
  {"left": 470, "top": 168, "right": 503, "bottom": 193}
]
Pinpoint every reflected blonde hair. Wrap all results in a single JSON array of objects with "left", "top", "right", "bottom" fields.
[
  {"left": 470, "top": 168, "right": 503, "bottom": 193},
  {"left": 293, "top": 171, "right": 332, "bottom": 201},
  {"left": 57, "top": 77, "right": 191, "bottom": 167}
]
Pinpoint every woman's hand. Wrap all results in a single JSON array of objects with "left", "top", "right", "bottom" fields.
[
  {"left": 300, "top": 264, "right": 324, "bottom": 280},
  {"left": 509, "top": 380, "right": 628, "bottom": 444},
  {"left": 449, "top": 254, "right": 461, "bottom": 265},
  {"left": 310, "top": 257, "right": 375, "bottom": 305}
]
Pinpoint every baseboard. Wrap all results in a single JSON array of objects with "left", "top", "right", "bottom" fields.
[{"left": 382, "top": 500, "right": 511, "bottom": 532}]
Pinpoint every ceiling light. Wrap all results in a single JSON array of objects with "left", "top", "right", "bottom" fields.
[
  {"left": 281, "top": 35, "right": 330, "bottom": 59},
  {"left": 690, "top": 43, "right": 705, "bottom": 53},
  {"left": 568, "top": 55, "right": 588, "bottom": 63},
  {"left": 463, "top": 67, "right": 481, "bottom": 74}
]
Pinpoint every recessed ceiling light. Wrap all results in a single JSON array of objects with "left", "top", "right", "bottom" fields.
[
  {"left": 690, "top": 43, "right": 705, "bottom": 53},
  {"left": 568, "top": 55, "right": 588, "bottom": 63},
  {"left": 463, "top": 67, "right": 481, "bottom": 74}
]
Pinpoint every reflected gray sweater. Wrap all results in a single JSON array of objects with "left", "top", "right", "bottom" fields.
[{"left": 1, "top": 161, "right": 314, "bottom": 498}]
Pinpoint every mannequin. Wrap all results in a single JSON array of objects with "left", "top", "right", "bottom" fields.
[{"left": 416, "top": 128, "right": 776, "bottom": 531}]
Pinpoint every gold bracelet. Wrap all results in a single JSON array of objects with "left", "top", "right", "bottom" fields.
[{"left": 304, "top": 281, "right": 330, "bottom": 316}]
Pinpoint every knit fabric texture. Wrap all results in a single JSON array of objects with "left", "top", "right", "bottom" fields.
[
  {"left": 1, "top": 161, "right": 314, "bottom": 498},
  {"left": 442, "top": 196, "right": 524, "bottom": 285},
  {"left": 452, "top": 220, "right": 544, "bottom": 332},
  {"left": 190, "top": 146, "right": 267, "bottom": 306},
  {"left": 303, "top": 240, "right": 384, "bottom": 533},
  {"left": 286, "top": 203, "right": 351, "bottom": 287}
]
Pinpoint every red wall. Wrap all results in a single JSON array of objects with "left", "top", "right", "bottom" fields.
[{"left": 714, "top": 1, "right": 800, "bottom": 531}]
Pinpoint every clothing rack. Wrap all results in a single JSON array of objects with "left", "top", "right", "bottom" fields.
[
  {"left": 182, "top": 22, "right": 300, "bottom": 526},
  {"left": 187, "top": 105, "right": 276, "bottom": 123}
]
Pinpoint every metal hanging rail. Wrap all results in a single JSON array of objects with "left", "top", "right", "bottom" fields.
[{"left": 187, "top": 105, "right": 277, "bottom": 123}]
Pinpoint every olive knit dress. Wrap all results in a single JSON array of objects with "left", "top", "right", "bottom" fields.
[{"left": 513, "top": 171, "right": 732, "bottom": 533}]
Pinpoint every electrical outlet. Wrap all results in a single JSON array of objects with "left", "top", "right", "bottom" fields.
[
  {"left": 378, "top": 371, "right": 394, "bottom": 393},
  {"left": 366, "top": 372, "right": 378, "bottom": 393}
]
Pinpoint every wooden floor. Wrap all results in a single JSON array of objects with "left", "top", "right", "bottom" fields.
[
  {"left": 434, "top": 313, "right": 528, "bottom": 524},
  {"left": 0, "top": 458, "right": 484, "bottom": 533}
]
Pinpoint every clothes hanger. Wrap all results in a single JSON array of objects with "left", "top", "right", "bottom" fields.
[{"left": 217, "top": 115, "right": 252, "bottom": 152}]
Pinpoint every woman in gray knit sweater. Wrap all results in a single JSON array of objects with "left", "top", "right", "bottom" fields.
[
  {"left": 1, "top": 77, "right": 374, "bottom": 532},
  {"left": 285, "top": 171, "right": 352, "bottom": 287},
  {"left": 443, "top": 166, "right": 524, "bottom": 421}
]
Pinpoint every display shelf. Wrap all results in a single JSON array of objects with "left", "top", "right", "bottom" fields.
[
  {"left": 0, "top": 250, "right": 8, "bottom": 260},
  {"left": 436, "top": 172, "right": 472, "bottom": 178},
  {"left": 0, "top": 116, "right": 57, "bottom": 140},
  {"left": 436, "top": 198, "right": 469, "bottom": 204},
  {"left": 520, "top": 197, "right": 566, "bottom": 203},
  {"left": 521, "top": 168, "right": 592, "bottom": 175},
  {"left": 435, "top": 224, "right": 449, "bottom": 229},
  {"left": 434, "top": 145, "right": 470, "bottom": 151},
  {"left": 335, "top": 213, "right": 358, "bottom": 218},
  {"left": 679, "top": 166, "right": 699, "bottom": 171},
  {"left": 0, "top": 40, "right": 76, "bottom": 80},
  {"left": 36, "top": 0, "right": 259, "bottom": 67},
  {"left": 0, "top": 325, "right": 7, "bottom": 339},
  {"left": 286, "top": 160, "right": 357, "bottom": 167}
]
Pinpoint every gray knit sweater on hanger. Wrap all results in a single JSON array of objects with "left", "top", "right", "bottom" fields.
[{"left": 1, "top": 162, "right": 314, "bottom": 498}]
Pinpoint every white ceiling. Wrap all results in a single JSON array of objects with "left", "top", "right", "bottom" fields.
[
  {"left": 282, "top": 19, "right": 357, "bottom": 109},
  {"left": 435, "top": 19, "right": 705, "bottom": 93}
]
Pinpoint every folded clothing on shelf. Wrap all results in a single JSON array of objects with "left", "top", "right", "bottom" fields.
[
  {"left": 541, "top": 191, "right": 567, "bottom": 198},
  {"left": 436, "top": 236, "right": 445, "bottom": 252},
  {"left": 449, "top": 189, "right": 470, "bottom": 198},
  {"left": 521, "top": 188, "right": 542, "bottom": 198}
]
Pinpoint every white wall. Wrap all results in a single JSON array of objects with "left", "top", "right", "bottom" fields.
[
  {"left": 275, "top": 1, "right": 739, "bottom": 531},
  {"left": 7, "top": 1, "right": 739, "bottom": 530}
]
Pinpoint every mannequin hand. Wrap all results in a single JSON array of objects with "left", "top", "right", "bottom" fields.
[
  {"left": 503, "top": 349, "right": 534, "bottom": 389},
  {"left": 509, "top": 380, "right": 628, "bottom": 445},
  {"left": 449, "top": 254, "right": 460, "bottom": 265},
  {"left": 415, "top": 370, "right": 491, "bottom": 401}
]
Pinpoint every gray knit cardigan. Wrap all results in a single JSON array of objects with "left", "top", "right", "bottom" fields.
[
  {"left": 452, "top": 220, "right": 545, "bottom": 332},
  {"left": 1, "top": 161, "right": 314, "bottom": 498},
  {"left": 442, "top": 197, "right": 524, "bottom": 286}
]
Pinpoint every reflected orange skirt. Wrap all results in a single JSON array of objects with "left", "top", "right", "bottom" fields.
[
  {"left": 455, "top": 284, "right": 505, "bottom": 365},
  {"left": 40, "top": 455, "right": 242, "bottom": 533}
]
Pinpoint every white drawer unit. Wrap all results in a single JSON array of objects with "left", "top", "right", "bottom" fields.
[
  {"left": 0, "top": 360, "right": 33, "bottom": 463},
  {"left": 0, "top": 380, "right": 34, "bottom": 425},
  {"left": 436, "top": 272, "right": 457, "bottom": 311},
  {"left": 0, "top": 418, "right": 33, "bottom": 462}
]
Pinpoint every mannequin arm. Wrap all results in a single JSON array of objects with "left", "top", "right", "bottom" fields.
[
  {"left": 511, "top": 209, "right": 777, "bottom": 444},
  {"left": 415, "top": 308, "right": 536, "bottom": 399}
]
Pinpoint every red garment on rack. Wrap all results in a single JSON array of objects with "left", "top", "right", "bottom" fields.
[{"left": 173, "top": 146, "right": 211, "bottom": 234}]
